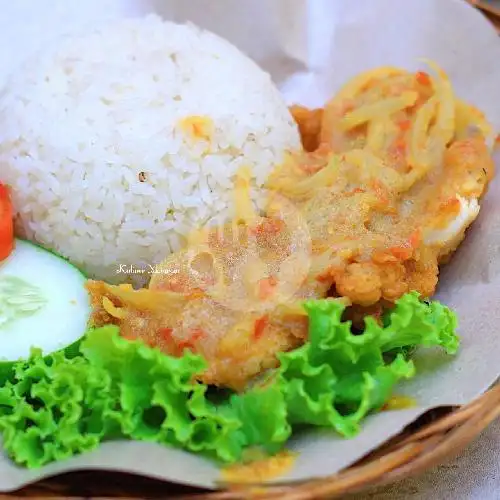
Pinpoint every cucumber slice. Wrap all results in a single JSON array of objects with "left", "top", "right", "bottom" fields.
[{"left": 0, "top": 239, "right": 90, "bottom": 370}]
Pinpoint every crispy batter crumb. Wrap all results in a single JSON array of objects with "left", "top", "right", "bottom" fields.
[{"left": 220, "top": 450, "right": 297, "bottom": 484}]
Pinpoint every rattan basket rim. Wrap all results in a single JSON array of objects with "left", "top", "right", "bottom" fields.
[
  {"left": 468, "top": 0, "right": 500, "bottom": 32},
  {"left": 0, "top": 383, "right": 497, "bottom": 500},
  {"left": 0, "top": 3, "right": 498, "bottom": 500},
  {"left": 178, "top": 383, "right": 500, "bottom": 500}
]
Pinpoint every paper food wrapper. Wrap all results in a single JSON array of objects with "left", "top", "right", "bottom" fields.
[{"left": 0, "top": 0, "right": 499, "bottom": 492}]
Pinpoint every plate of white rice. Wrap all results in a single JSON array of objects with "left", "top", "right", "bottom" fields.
[{"left": 0, "top": 14, "right": 300, "bottom": 284}]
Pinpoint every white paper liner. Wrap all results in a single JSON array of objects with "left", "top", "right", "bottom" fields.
[{"left": 0, "top": 0, "right": 498, "bottom": 491}]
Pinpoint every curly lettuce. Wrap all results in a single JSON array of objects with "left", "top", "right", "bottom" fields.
[
  {"left": 276, "top": 291, "right": 458, "bottom": 435},
  {"left": 0, "top": 292, "right": 459, "bottom": 468},
  {"left": 0, "top": 329, "right": 242, "bottom": 467}
]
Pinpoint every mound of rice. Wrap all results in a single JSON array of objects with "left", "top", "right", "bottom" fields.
[{"left": 0, "top": 14, "right": 300, "bottom": 284}]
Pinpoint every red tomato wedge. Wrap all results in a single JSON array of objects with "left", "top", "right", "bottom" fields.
[
  {"left": 253, "top": 315, "right": 269, "bottom": 340},
  {"left": 0, "top": 184, "right": 14, "bottom": 261}
]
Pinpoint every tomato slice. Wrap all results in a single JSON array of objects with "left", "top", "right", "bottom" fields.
[
  {"left": 0, "top": 184, "right": 14, "bottom": 261},
  {"left": 253, "top": 315, "right": 269, "bottom": 340},
  {"left": 415, "top": 71, "right": 431, "bottom": 86}
]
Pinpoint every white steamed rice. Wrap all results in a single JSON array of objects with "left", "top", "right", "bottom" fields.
[{"left": 0, "top": 14, "right": 300, "bottom": 284}]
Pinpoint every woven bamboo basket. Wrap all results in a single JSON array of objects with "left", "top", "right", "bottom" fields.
[
  {"left": 468, "top": 0, "right": 500, "bottom": 32},
  {"left": 0, "top": 383, "right": 497, "bottom": 499},
  {"left": 0, "top": 3, "right": 498, "bottom": 500}
]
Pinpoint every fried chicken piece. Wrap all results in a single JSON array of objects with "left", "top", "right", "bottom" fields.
[
  {"left": 277, "top": 126, "right": 492, "bottom": 310},
  {"left": 404, "top": 257, "right": 439, "bottom": 298},
  {"left": 443, "top": 137, "right": 495, "bottom": 199},
  {"left": 402, "top": 136, "right": 493, "bottom": 264},
  {"left": 335, "top": 262, "right": 383, "bottom": 307},
  {"left": 86, "top": 73, "right": 495, "bottom": 390},
  {"left": 87, "top": 217, "right": 316, "bottom": 391},
  {"left": 330, "top": 255, "right": 435, "bottom": 308},
  {"left": 87, "top": 278, "right": 309, "bottom": 391}
]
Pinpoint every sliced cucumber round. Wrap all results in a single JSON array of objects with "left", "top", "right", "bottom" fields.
[{"left": 0, "top": 239, "right": 90, "bottom": 375}]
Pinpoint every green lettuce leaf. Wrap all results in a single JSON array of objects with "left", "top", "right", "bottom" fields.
[
  {"left": 236, "top": 291, "right": 458, "bottom": 442},
  {"left": 0, "top": 292, "right": 459, "bottom": 469},
  {"left": 228, "top": 383, "right": 291, "bottom": 456},
  {"left": 378, "top": 291, "right": 459, "bottom": 354},
  {"left": 0, "top": 327, "right": 243, "bottom": 468}
]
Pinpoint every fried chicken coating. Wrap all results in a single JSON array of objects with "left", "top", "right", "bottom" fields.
[
  {"left": 277, "top": 69, "right": 494, "bottom": 311},
  {"left": 87, "top": 216, "right": 322, "bottom": 391},
  {"left": 87, "top": 277, "right": 309, "bottom": 391},
  {"left": 87, "top": 66, "right": 495, "bottom": 389}
]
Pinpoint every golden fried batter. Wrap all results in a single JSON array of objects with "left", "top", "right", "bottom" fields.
[
  {"left": 87, "top": 215, "right": 322, "bottom": 390},
  {"left": 88, "top": 277, "right": 309, "bottom": 391},
  {"left": 87, "top": 65, "right": 495, "bottom": 389},
  {"left": 271, "top": 67, "right": 494, "bottom": 310}
]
